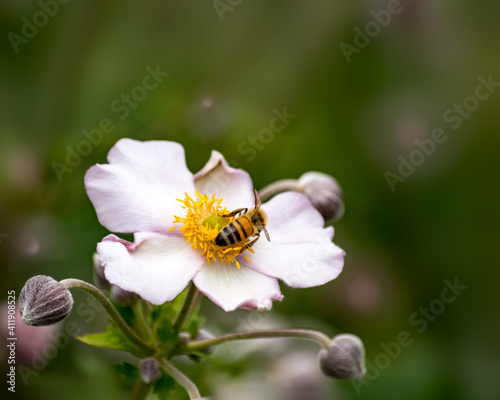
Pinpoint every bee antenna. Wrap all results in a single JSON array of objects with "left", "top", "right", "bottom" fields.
[
  {"left": 254, "top": 188, "right": 262, "bottom": 209},
  {"left": 263, "top": 227, "right": 270, "bottom": 242}
]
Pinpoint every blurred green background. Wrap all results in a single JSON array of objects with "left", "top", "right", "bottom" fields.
[{"left": 1, "top": 1, "right": 499, "bottom": 399}]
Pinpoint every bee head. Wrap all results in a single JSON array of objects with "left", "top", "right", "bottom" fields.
[
  {"left": 251, "top": 189, "right": 270, "bottom": 241},
  {"left": 250, "top": 208, "right": 267, "bottom": 229}
]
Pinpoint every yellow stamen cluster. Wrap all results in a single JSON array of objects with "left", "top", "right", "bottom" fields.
[{"left": 172, "top": 191, "right": 251, "bottom": 268}]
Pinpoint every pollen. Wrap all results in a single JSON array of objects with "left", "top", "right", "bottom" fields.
[{"left": 173, "top": 191, "right": 251, "bottom": 268}]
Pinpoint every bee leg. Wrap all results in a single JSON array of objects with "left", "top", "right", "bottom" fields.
[
  {"left": 222, "top": 208, "right": 247, "bottom": 218},
  {"left": 239, "top": 234, "right": 260, "bottom": 254}
]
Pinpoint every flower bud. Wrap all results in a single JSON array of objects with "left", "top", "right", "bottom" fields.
[
  {"left": 318, "top": 334, "right": 365, "bottom": 379},
  {"left": 178, "top": 331, "right": 191, "bottom": 346},
  {"left": 110, "top": 285, "right": 139, "bottom": 306},
  {"left": 298, "top": 172, "right": 344, "bottom": 223},
  {"left": 179, "top": 329, "right": 215, "bottom": 355},
  {"left": 92, "top": 252, "right": 110, "bottom": 291},
  {"left": 194, "top": 329, "right": 215, "bottom": 355},
  {"left": 139, "top": 358, "right": 162, "bottom": 384},
  {"left": 19, "top": 275, "right": 73, "bottom": 326}
]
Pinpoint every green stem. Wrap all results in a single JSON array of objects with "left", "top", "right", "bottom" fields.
[
  {"left": 258, "top": 179, "right": 301, "bottom": 201},
  {"left": 59, "top": 279, "right": 154, "bottom": 356},
  {"left": 158, "top": 358, "right": 201, "bottom": 399},
  {"left": 186, "top": 289, "right": 203, "bottom": 323},
  {"left": 186, "top": 328, "right": 332, "bottom": 351},
  {"left": 133, "top": 301, "right": 155, "bottom": 344},
  {"left": 173, "top": 284, "right": 202, "bottom": 332},
  {"left": 131, "top": 379, "right": 150, "bottom": 400}
]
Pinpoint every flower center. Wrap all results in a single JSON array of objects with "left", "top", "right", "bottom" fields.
[{"left": 172, "top": 191, "right": 252, "bottom": 268}]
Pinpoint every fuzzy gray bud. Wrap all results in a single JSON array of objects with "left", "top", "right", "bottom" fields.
[
  {"left": 319, "top": 334, "right": 365, "bottom": 379},
  {"left": 92, "top": 252, "right": 111, "bottom": 291},
  {"left": 298, "top": 172, "right": 344, "bottom": 223},
  {"left": 194, "top": 329, "right": 215, "bottom": 355},
  {"left": 110, "top": 285, "right": 138, "bottom": 306},
  {"left": 178, "top": 332, "right": 191, "bottom": 346},
  {"left": 19, "top": 275, "right": 74, "bottom": 326},
  {"left": 139, "top": 358, "right": 162, "bottom": 383},
  {"left": 179, "top": 329, "right": 214, "bottom": 355}
]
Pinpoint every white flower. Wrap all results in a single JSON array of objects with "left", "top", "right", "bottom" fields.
[{"left": 85, "top": 139, "right": 344, "bottom": 311}]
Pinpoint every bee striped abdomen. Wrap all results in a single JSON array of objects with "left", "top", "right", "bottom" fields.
[{"left": 215, "top": 216, "right": 254, "bottom": 247}]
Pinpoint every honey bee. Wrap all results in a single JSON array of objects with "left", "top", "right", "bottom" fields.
[{"left": 215, "top": 189, "right": 270, "bottom": 253}]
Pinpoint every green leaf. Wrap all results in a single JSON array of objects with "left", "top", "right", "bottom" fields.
[
  {"left": 156, "top": 318, "right": 175, "bottom": 343},
  {"left": 156, "top": 316, "right": 178, "bottom": 348},
  {"left": 115, "top": 362, "right": 139, "bottom": 387},
  {"left": 151, "top": 290, "right": 185, "bottom": 325},
  {"left": 152, "top": 375, "right": 176, "bottom": 400},
  {"left": 150, "top": 304, "right": 174, "bottom": 332},
  {"left": 114, "top": 303, "right": 136, "bottom": 326},
  {"left": 76, "top": 325, "right": 142, "bottom": 357},
  {"left": 185, "top": 313, "right": 206, "bottom": 338}
]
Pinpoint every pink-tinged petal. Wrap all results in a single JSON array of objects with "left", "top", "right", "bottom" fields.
[
  {"left": 97, "top": 232, "right": 204, "bottom": 305},
  {"left": 192, "top": 261, "right": 283, "bottom": 312},
  {"left": 194, "top": 150, "right": 254, "bottom": 210},
  {"left": 244, "top": 192, "right": 345, "bottom": 288},
  {"left": 85, "top": 139, "right": 195, "bottom": 234}
]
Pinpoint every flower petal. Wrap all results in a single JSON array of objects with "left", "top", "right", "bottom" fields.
[
  {"left": 193, "top": 261, "right": 283, "bottom": 312},
  {"left": 97, "top": 232, "right": 204, "bottom": 305},
  {"left": 85, "top": 139, "right": 195, "bottom": 234},
  {"left": 194, "top": 150, "right": 254, "bottom": 210},
  {"left": 244, "top": 191, "right": 345, "bottom": 288}
]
